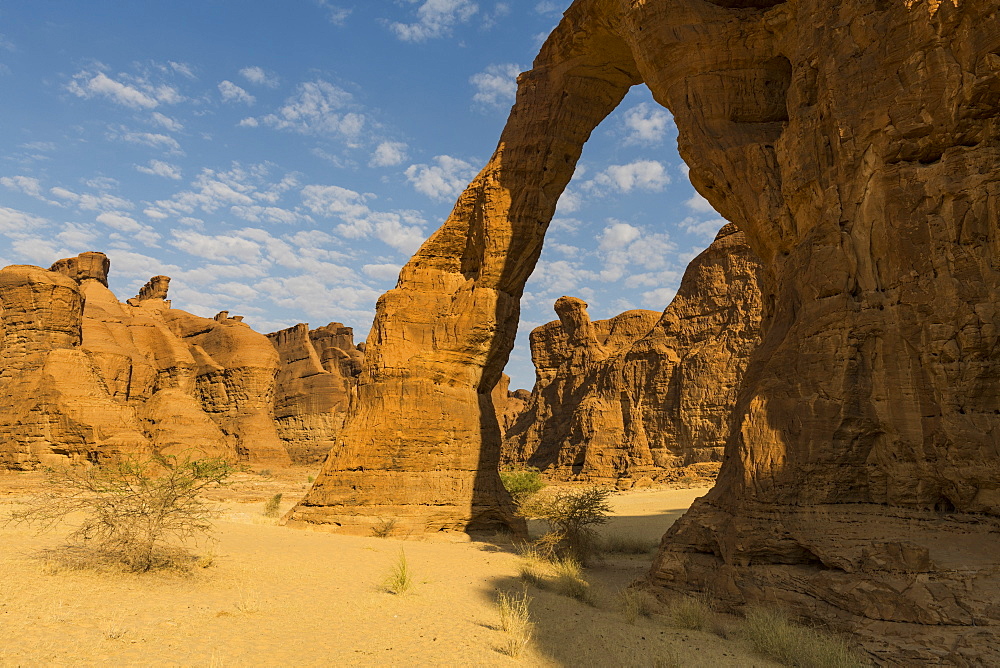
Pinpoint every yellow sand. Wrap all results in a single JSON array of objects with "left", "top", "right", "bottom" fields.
[{"left": 0, "top": 470, "right": 775, "bottom": 667}]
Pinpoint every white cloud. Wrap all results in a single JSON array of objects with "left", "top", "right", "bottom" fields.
[
  {"left": 249, "top": 80, "right": 364, "bottom": 137},
  {"left": 596, "top": 220, "right": 675, "bottom": 282},
  {"left": 67, "top": 70, "right": 158, "bottom": 109},
  {"left": 151, "top": 112, "right": 183, "bottom": 131},
  {"left": 135, "top": 159, "right": 182, "bottom": 180},
  {"left": 115, "top": 130, "right": 183, "bottom": 154},
  {"left": 230, "top": 204, "right": 302, "bottom": 225},
  {"left": 219, "top": 80, "right": 255, "bottom": 105},
  {"left": 588, "top": 160, "right": 670, "bottom": 193},
  {"left": 1, "top": 175, "right": 49, "bottom": 201},
  {"left": 302, "top": 184, "right": 427, "bottom": 253},
  {"left": 96, "top": 211, "right": 143, "bottom": 232},
  {"left": 50, "top": 187, "right": 133, "bottom": 212},
  {"left": 554, "top": 189, "right": 581, "bottom": 214},
  {"left": 470, "top": 63, "right": 520, "bottom": 108},
  {"left": 641, "top": 287, "right": 678, "bottom": 309},
  {"left": 170, "top": 229, "right": 263, "bottom": 263},
  {"left": 152, "top": 163, "right": 297, "bottom": 218},
  {"left": 404, "top": 155, "right": 477, "bottom": 200},
  {"left": 369, "top": 141, "right": 408, "bottom": 168},
  {"left": 680, "top": 215, "right": 727, "bottom": 241},
  {"left": 534, "top": 1, "right": 562, "bottom": 14},
  {"left": 389, "top": 0, "right": 478, "bottom": 42},
  {"left": 169, "top": 61, "right": 196, "bottom": 79},
  {"left": 622, "top": 103, "right": 673, "bottom": 144},
  {"left": 316, "top": 1, "right": 351, "bottom": 24},
  {"left": 239, "top": 66, "right": 279, "bottom": 87},
  {"left": 684, "top": 192, "right": 715, "bottom": 213},
  {"left": 598, "top": 221, "right": 642, "bottom": 251},
  {"left": 56, "top": 222, "right": 99, "bottom": 249},
  {"left": 0, "top": 206, "right": 48, "bottom": 233},
  {"left": 362, "top": 263, "right": 402, "bottom": 281}
]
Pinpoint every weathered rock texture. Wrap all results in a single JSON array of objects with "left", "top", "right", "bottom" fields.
[
  {"left": 503, "top": 224, "right": 763, "bottom": 480},
  {"left": 266, "top": 322, "right": 364, "bottom": 464},
  {"left": 293, "top": 1, "right": 1000, "bottom": 659},
  {"left": 0, "top": 252, "right": 289, "bottom": 469}
]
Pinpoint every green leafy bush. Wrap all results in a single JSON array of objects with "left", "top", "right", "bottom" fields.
[
  {"left": 499, "top": 466, "right": 546, "bottom": 502},
  {"left": 517, "top": 487, "right": 612, "bottom": 562}
]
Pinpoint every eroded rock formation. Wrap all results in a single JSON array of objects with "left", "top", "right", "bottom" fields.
[
  {"left": 293, "top": 1, "right": 1000, "bottom": 659},
  {"left": 0, "top": 252, "right": 289, "bottom": 468},
  {"left": 266, "top": 322, "right": 364, "bottom": 463},
  {"left": 503, "top": 224, "right": 763, "bottom": 480}
]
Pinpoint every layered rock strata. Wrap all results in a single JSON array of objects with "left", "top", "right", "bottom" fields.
[
  {"left": 0, "top": 252, "right": 289, "bottom": 469},
  {"left": 503, "top": 224, "right": 763, "bottom": 480},
  {"left": 292, "top": 0, "right": 1000, "bottom": 659},
  {"left": 266, "top": 322, "right": 364, "bottom": 464}
]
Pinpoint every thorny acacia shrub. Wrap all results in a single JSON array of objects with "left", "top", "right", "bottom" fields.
[
  {"left": 8, "top": 453, "right": 234, "bottom": 572},
  {"left": 517, "top": 487, "right": 612, "bottom": 562}
]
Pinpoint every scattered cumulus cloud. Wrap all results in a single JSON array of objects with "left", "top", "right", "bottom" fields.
[
  {"left": 389, "top": 0, "right": 479, "bottom": 42},
  {"left": 369, "top": 141, "right": 408, "bottom": 168},
  {"left": 470, "top": 63, "right": 520, "bottom": 109},
  {"left": 621, "top": 103, "right": 673, "bottom": 144},
  {"left": 66, "top": 67, "right": 183, "bottom": 110},
  {"left": 1, "top": 175, "right": 50, "bottom": 201},
  {"left": 150, "top": 112, "right": 183, "bottom": 131},
  {"left": 50, "top": 186, "right": 133, "bottom": 212},
  {"left": 111, "top": 129, "right": 183, "bottom": 155},
  {"left": 404, "top": 155, "right": 477, "bottom": 200},
  {"left": 587, "top": 160, "right": 670, "bottom": 194},
  {"left": 315, "top": 1, "right": 351, "bottom": 24},
  {"left": 239, "top": 66, "right": 279, "bottom": 87},
  {"left": 135, "top": 159, "right": 182, "bottom": 180},
  {"left": 534, "top": 1, "right": 562, "bottom": 14},
  {"left": 168, "top": 61, "right": 196, "bottom": 79},
  {"left": 244, "top": 80, "right": 364, "bottom": 137},
  {"left": 302, "top": 184, "right": 427, "bottom": 253},
  {"left": 680, "top": 215, "right": 727, "bottom": 241},
  {"left": 684, "top": 192, "right": 715, "bottom": 213},
  {"left": 219, "top": 80, "right": 255, "bottom": 105}
]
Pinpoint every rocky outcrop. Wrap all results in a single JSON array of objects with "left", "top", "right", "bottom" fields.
[
  {"left": 491, "top": 373, "right": 531, "bottom": 435},
  {"left": 266, "top": 322, "right": 364, "bottom": 464},
  {"left": 290, "top": 0, "right": 1000, "bottom": 659},
  {"left": 0, "top": 252, "right": 289, "bottom": 469},
  {"left": 503, "top": 224, "right": 763, "bottom": 480}
]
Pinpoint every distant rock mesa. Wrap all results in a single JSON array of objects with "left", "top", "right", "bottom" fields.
[
  {"left": 503, "top": 224, "right": 763, "bottom": 481},
  {"left": 0, "top": 252, "right": 289, "bottom": 468}
]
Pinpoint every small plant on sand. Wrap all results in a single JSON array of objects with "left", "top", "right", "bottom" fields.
[
  {"left": 371, "top": 517, "right": 397, "bottom": 538},
  {"left": 496, "top": 588, "right": 533, "bottom": 658},
  {"left": 262, "top": 493, "right": 283, "bottom": 518},
  {"left": 258, "top": 469, "right": 273, "bottom": 478},
  {"left": 518, "top": 487, "right": 612, "bottom": 563},
  {"left": 550, "top": 556, "right": 595, "bottom": 604},
  {"left": 381, "top": 549, "right": 413, "bottom": 595},
  {"left": 306, "top": 475, "right": 315, "bottom": 483},
  {"left": 8, "top": 452, "right": 233, "bottom": 572},
  {"left": 740, "top": 606, "right": 869, "bottom": 668},
  {"left": 666, "top": 594, "right": 713, "bottom": 631},
  {"left": 499, "top": 465, "right": 546, "bottom": 502},
  {"left": 616, "top": 587, "right": 661, "bottom": 624}
]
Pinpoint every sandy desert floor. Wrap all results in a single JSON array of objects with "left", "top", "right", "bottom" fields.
[{"left": 0, "top": 468, "right": 781, "bottom": 667}]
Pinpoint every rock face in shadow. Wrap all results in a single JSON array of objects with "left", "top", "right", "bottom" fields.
[
  {"left": 292, "top": 1, "right": 1000, "bottom": 659},
  {"left": 266, "top": 322, "right": 364, "bottom": 464},
  {"left": 0, "top": 252, "right": 289, "bottom": 468},
  {"left": 503, "top": 224, "right": 763, "bottom": 480}
]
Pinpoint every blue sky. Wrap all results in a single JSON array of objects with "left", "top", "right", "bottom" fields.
[{"left": 0, "top": 0, "right": 725, "bottom": 390}]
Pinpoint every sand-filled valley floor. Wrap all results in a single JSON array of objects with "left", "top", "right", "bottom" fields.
[{"left": 0, "top": 469, "right": 781, "bottom": 667}]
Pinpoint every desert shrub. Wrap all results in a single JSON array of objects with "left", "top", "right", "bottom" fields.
[
  {"left": 666, "top": 594, "right": 713, "bottom": 630},
  {"left": 258, "top": 469, "right": 273, "bottom": 477},
  {"left": 499, "top": 466, "right": 546, "bottom": 502},
  {"left": 616, "top": 587, "right": 661, "bottom": 624},
  {"left": 740, "top": 606, "right": 868, "bottom": 668},
  {"left": 496, "top": 589, "right": 533, "bottom": 657},
  {"left": 518, "top": 487, "right": 612, "bottom": 562},
  {"left": 381, "top": 549, "right": 413, "bottom": 595},
  {"left": 262, "top": 493, "right": 283, "bottom": 518},
  {"left": 8, "top": 453, "right": 233, "bottom": 572},
  {"left": 601, "top": 532, "right": 656, "bottom": 555},
  {"left": 371, "top": 517, "right": 397, "bottom": 538}
]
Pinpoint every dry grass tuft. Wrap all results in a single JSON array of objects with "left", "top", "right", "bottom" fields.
[
  {"left": 262, "top": 493, "right": 283, "bottom": 518},
  {"left": 370, "top": 517, "right": 397, "bottom": 538},
  {"left": 740, "top": 606, "right": 869, "bottom": 668},
  {"left": 615, "top": 587, "right": 661, "bottom": 624},
  {"left": 666, "top": 594, "right": 713, "bottom": 631},
  {"left": 381, "top": 549, "right": 413, "bottom": 595},
  {"left": 516, "top": 547, "right": 596, "bottom": 606},
  {"left": 496, "top": 589, "right": 533, "bottom": 658}
]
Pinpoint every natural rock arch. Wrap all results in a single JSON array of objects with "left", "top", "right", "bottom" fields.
[{"left": 290, "top": 1, "right": 1000, "bottom": 658}]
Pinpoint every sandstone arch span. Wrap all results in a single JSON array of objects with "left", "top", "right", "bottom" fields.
[{"left": 290, "top": 1, "right": 1000, "bottom": 659}]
